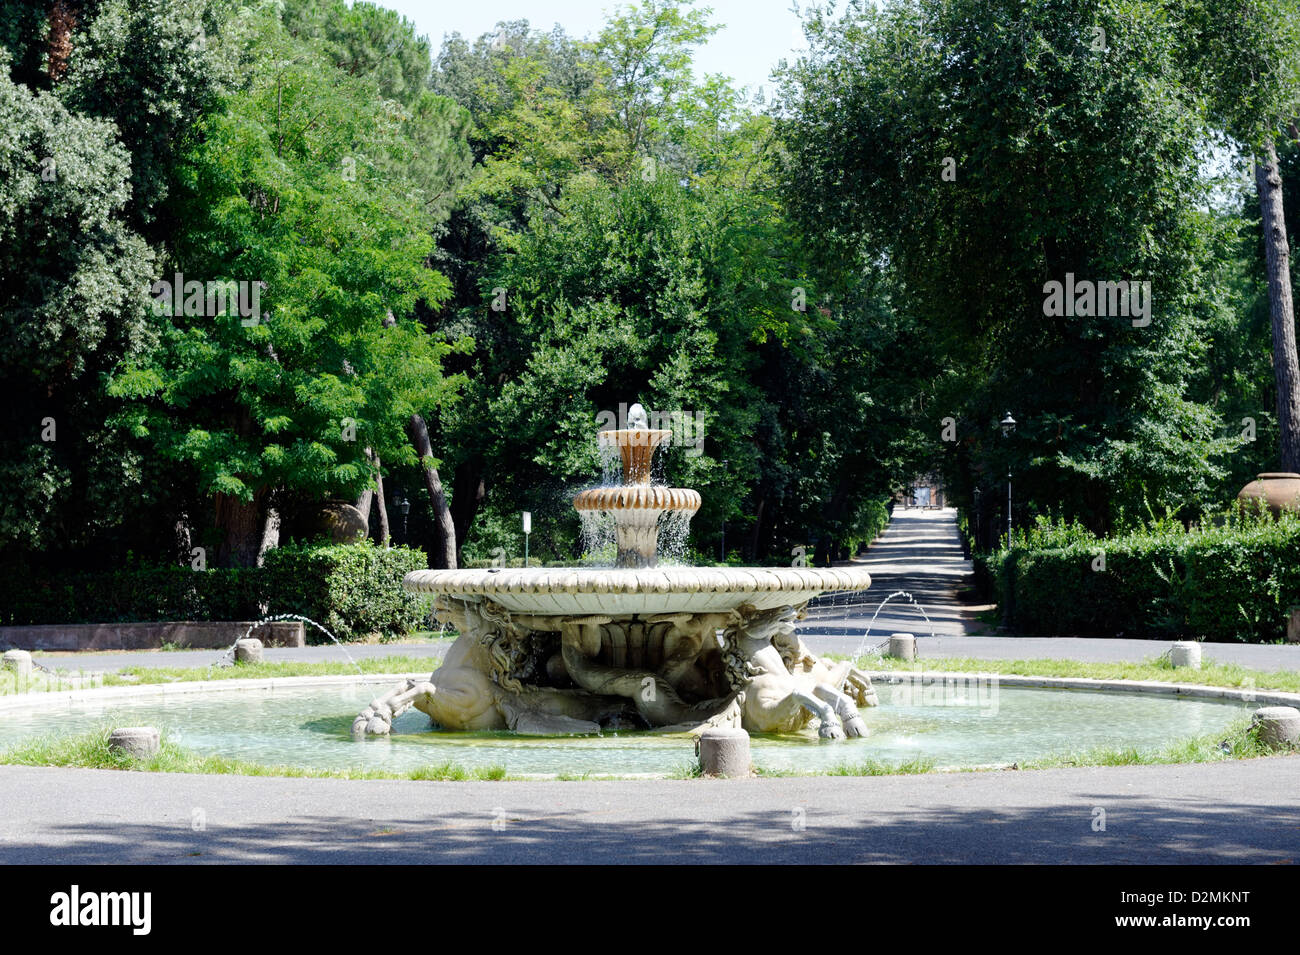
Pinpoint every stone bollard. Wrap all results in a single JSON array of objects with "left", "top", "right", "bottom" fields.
[
  {"left": 697, "top": 727, "right": 751, "bottom": 777},
  {"left": 888, "top": 633, "right": 916, "bottom": 661},
  {"left": 108, "top": 727, "right": 161, "bottom": 760},
  {"left": 234, "top": 637, "right": 264, "bottom": 664},
  {"left": 1251, "top": 707, "right": 1300, "bottom": 749},
  {"left": 2, "top": 649, "right": 32, "bottom": 680},
  {"left": 1169, "top": 641, "right": 1201, "bottom": 669}
]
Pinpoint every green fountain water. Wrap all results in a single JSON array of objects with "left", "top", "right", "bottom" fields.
[{"left": 0, "top": 681, "right": 1251, "bottom": 776}]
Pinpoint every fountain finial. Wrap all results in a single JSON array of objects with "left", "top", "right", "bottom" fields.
[{"left": 628, "top": 402, "right": 649, "bottom": 430}]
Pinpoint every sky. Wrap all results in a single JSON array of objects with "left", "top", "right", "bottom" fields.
[{"left": 375, "top": 0, "right": 809, "bottom": 95}]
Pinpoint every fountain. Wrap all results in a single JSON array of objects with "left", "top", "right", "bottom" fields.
[{"left": 354, "top": 403, "right": 879, "bottom": 739}]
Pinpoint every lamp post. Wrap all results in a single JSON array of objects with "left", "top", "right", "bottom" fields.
[
  {"left": 1000, "top": 412, "right": 1017, "bottom": 544},
  {"left": 394, "top": 494, "right": 410, "bottom": 544},
  {"left": 522, "top": 511, "right": 531, "bottom": 567}
]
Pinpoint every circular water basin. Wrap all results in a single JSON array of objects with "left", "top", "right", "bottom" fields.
[{"left": 0, "top": 678, "right": 1255, "bottom": 776}]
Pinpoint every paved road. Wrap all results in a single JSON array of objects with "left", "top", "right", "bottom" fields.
[
  {"left": 802, "top": 506, "right": 978, "bottom": 642},
  {"left": 1, "top": 758, "right": 1296, "bottom": 864}
]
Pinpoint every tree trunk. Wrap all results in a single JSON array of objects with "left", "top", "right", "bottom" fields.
[
  {"left": 1257, "top": 141, "right": 1300, "bottom": 472},
  {"left": 451, "top": 457, "right": 486, "bottom": 565},
  {"left": 353, "top": 448, "right": 390, "bottom": 545},
  {"left": 256, "top": 507, "right": 280, "bottom": 566},
  {"left": 214, "top": 490, "right": 266, "bottom": 568},
  {"left": 354, "top": 485, "right": 374, "bottom": 534},
  {"left": 46, "top": 0, "right": 78, "bottom": 82},
  {"left": 406, "top": 413, "right": 457, "bottom": 568},
  {"left": 373, "top": 452, "right": 391, "bottom": 546}
]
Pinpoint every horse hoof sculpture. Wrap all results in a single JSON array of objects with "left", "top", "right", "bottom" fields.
[{"left": 355, "top": 403, "right": 877, "bottom": 739}]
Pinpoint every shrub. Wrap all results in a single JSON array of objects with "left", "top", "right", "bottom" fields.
[
  {"left": 260, "top": 542, "right": 429, "bottom": 642},
  {"left": 0, "top": 542, "right": 430, "bottom": 642},
  {"left": 991, "top": 510, "right": 1300, "bottom": 641}
]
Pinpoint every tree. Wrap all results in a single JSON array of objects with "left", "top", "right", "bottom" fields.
[
  {"left": 1174, "top": 0, "right": 1300, "bottom": 472},
  {"left": 0, "top": 1, "right": 236, "bottom": 566},
  {"left": 109, "top": 6, "right": 467, "bottom": 566},
  {"left": 0, "top": 53, "right": 155, "bottom": 557},
  {"left": 778, "top": 0, "right": 1243, "bottom": 533}
]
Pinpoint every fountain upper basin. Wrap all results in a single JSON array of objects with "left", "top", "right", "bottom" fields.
[{"left": 404, "top": 566, "right": 872, "bottom": 616}]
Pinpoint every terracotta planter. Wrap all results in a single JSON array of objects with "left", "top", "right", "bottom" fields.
[{"left": 1237, "top": 472, "right": 1300, "bottom": 516}]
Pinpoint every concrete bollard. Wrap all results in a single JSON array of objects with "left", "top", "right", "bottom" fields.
[
  {"left": 1251, "top": 707, "right": 1300, "bottom": 749},
  {"left": 697, "top": 727, "right": 751, "bottom": 777},
  {"left": 108, "top": 727, "right": 161, "bottom": 760},
  {"left": 2, "top": 649, "right": 32, "bottom": 680},
  {"left": 888, "top": 633, "right": 916, "bottom": 661},
  {"left": 234, "top": 637, "right": 264, "bottom": 664},
  {"left": 1169, "top": 641, "right": 1201, "bottom": 669}
]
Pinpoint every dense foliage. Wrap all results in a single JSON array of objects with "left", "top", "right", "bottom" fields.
[{"left": 2, "top": 0, "right": 1298, "bottom": 632}]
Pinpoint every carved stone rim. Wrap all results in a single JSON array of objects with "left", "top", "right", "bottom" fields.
[
  {"left": 572, "top": 486, "right": 702, "bottom": 512},
  {"left": 404, "top": 567, "right": 872, "bottom": 596}
]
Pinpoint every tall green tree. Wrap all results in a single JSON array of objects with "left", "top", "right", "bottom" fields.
[
  {"left": 1174, "top": 0, "right": 1300, "bottom": 473},
  {"left": 0, "top": 0, "right": 233, "bottom": 565},
  {"left": 109, "top": 5, "right": 468, "bottom": 566},
  {"left": 779, "top": 0, "right": 1242, "bottom": 534},
  {"left": 0, "top": 53, "right": 155, "bottom": 556}
]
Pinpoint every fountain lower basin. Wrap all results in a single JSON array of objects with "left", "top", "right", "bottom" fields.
[
  {"left": 403, "top": 566, "right": 873, "bottom": 615},
  {"left": 0, "top": 678, "right": 1255, "bottom": 775}
]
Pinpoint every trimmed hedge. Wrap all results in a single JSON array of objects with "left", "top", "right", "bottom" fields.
[
  {"left": 260, "top": 543, "right": 429, "bottom": 642},
  {"left": 991, "top": 514, "right": 1300, "bottom": 642},
  {"left": 0, "top": 542, "right": 430, "bottom": 642}
]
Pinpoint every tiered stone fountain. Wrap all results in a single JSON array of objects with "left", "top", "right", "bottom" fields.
[{"left": 355, "top": 404, "right": 877, "bottom": 739}]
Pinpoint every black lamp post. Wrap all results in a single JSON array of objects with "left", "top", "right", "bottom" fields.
[{"left": 1000, "top": 412, "right": 1017, "bottom": 543}]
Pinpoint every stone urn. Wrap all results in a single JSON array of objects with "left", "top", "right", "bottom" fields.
[
  {"left": 1237, "top": 473, "right": 1300, "bottom": 517},
  {"left": 315, "top": 501, "right": 369, "bottom": 542}
]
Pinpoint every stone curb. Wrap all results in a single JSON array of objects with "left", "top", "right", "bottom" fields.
[
  {"left": 0, "top": 673, "right": 429, "bottom": 713},
  {"left": 865, "top": 670, "right": 1300, "bottom": 707}
]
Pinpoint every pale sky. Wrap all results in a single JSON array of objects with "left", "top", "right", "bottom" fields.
[{"left": 375, "top": 0, "right": 809, "bottom": 95}]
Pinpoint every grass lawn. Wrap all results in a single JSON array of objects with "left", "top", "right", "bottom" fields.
[
  {"left": 0, "top": 656, "right": 440, "bottom": 696},
  {"left": 0, "top": 725, "right": 507, "bottom": 781}
]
